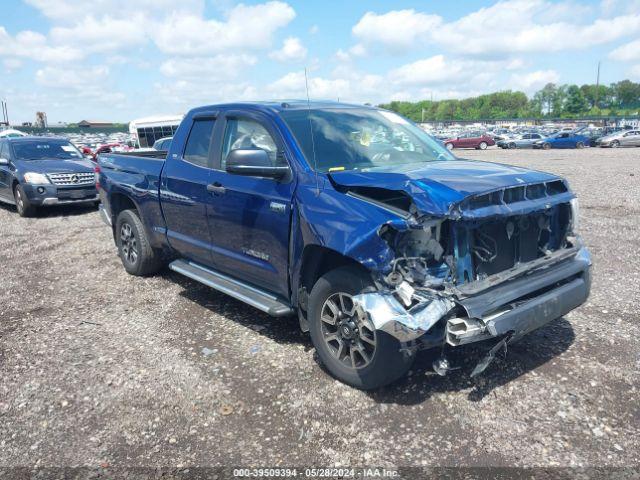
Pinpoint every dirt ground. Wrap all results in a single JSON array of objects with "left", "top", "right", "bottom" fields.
[{"left": 0, "top": 147, "right": 638, "bottom": 472}]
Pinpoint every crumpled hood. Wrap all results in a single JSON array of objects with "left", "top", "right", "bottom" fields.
[
  {"left": 328, "top": 159, "right": 562, "bottom": 215},
  {"left": 15, "top": 158, "right": 94, "bottom": 174}
]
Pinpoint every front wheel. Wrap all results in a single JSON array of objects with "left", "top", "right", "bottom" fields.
[
  {"left": 478, "top": 141, "right": 488, "bottom": 150},
  {"left": 115, "top": 209, "right": 164, "bottom": 276},
  {"left": 542, "top": 142, "right": 551, "bottom": 150},
  {"left": 611, "top": 140, "right": 620, "bottom": 148},
  {"left": 508, "top": 142, "right": 516, "bottom": 149},
  {"left": 308, "top": 266, "right": 414, "bottom": 389},
  {"left": 576, "top": 141, "right": 584, "bottom": 149},
  {"left": 14, "top": 184, "right": 37, "bottom": 217},
  {"left": 445, "top": 143, "right": 454, "bottom": 150}
]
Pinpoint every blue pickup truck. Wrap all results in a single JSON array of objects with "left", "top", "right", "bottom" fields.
[{"left": 97, "top": 101, "right": 591, "bottom": 389}]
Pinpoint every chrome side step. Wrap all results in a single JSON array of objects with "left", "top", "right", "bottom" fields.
[{"left": 169, "top": 259, "right": 294, "bottom": 317}]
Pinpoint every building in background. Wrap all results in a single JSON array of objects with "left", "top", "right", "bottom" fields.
[{"left": 78, "top": 120, "right": 114, "bottom": 128}]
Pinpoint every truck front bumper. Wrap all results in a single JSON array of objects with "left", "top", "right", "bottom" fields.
[{"left": 353, "top": 247, "right": 592, "bottom": 346}]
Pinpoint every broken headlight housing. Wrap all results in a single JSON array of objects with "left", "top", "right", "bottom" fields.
[{"left": 570, "top": 198, "right": 579, "bottom": 233}]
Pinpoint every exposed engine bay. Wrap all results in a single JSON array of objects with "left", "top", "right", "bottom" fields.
[{"left": 339, "top": 178, "right": 591, "bottom": 375}]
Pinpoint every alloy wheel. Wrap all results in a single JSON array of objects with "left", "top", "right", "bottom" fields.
[
  {"left": 120, "top": 222, "right": 138, "bottom": 265},
  {"left": 14, "top": 188, "right": 23, "bottom": 213},
  {"left": 320, "top": 292, "right": 377, "bottom": 369}
]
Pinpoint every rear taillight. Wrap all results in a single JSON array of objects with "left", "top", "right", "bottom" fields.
[{"left": 94, "top": 165, "right": 101, "bottom": 189}]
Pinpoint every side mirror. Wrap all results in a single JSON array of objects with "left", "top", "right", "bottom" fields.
[
  {"left": 225, "top": 149, "right": 289, "bottom": 179},
  {"left": 0, "top": 158, "right": 9, "bottom": 166}
]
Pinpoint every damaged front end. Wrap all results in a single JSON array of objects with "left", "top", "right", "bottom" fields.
[{"left": 334, "top": 175, "right": 592, "bottom": 373}]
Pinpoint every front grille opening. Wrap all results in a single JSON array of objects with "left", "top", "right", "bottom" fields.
[
  {"left": 503, "top": 186, "right": 526, "bottom": 204},
  {"left": 462, "top": 181, "right": 569, "bottom": 212},
  {"left": 467, "top": 203, "right": 571, "bottom": 281},
  {"left": 546, "top": 180, "right": 568, "bottom": 195},
  {"left": 525, "top": 183, "right": 546, "bottom": 199}
]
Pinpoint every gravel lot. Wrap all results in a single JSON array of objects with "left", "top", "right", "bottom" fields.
[{"left": 0, "top": 147, "right": 638, "bottom": 471}]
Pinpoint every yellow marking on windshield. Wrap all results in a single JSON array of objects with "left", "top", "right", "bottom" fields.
[{"left": 328, "top": 166, "right": 345, "bottom": 172}]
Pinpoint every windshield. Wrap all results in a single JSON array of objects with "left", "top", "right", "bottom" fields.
[
  {"left": 11, "top": 140, "right": 82, "bottom": 161},
  {"left": 280, "top": 108, "right": 455, "bottom": 173}
]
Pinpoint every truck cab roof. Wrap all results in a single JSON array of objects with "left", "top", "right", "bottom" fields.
[{"left": 187, "top": 100, "right": 375, "bottom": 116}]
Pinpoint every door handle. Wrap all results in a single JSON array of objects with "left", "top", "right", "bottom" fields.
[{"left": 207, "top": 182, "right": 226, "bottom": 195}]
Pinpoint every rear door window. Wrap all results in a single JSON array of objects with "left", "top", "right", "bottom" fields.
[{"left": 183, "top": 118, "right": 216, "bottom": 167}]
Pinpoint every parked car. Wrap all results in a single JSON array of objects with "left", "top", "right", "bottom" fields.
[
  {"left": 0, "top": 137, "right": 98, "bottom": 216},
  {"left": 497, "top": 133, "right": 546, "bottom": 149},
  {"left": 596, "top": 130, "right": 640, "bottom": 148},
  {"left": 91, "top": 143, "right": 131, "bottom": 160},
  {"left": 96, "top": 101, "right": 591, "bottom": 389},
  {"left": 152, "top": 136, "right": 173, "bottom": 151},
  {"left": 532, "top": 131, "right": 590, "bottom": 149},
  {"left": 444, "top": 132, "right": 495, "bottom": 150},
  {"left": 0, "top": 128, "right": 27, "bottom": 138}
]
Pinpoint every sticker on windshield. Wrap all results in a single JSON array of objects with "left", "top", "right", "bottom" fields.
[{"left": 378, "top": 110, "right": 410, "bottom": 125}]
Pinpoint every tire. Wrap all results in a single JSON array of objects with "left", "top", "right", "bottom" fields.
[
  {"left": 576, "top": 141, "right": 584, "bottom": 149},
  {"left": 13, "top": 184, "right": 37, "bottom": 217},
  {"left": 508, "top": 142, "right": 516, "bottom": 149},
  {"left": 308, "top": 266, "right": 414, "bottom": 389},
  {"left": 611, "top": 140, "right": 619, "bottom": 148},
  {"left": 542, "top": 143, "right": 551, "bottom": 150},
  {"left": 478, "top": 141, "right": 488, "bottom": 150},
  {"left": 115, "top": 209, "right": 163, "bottom": 276},
  {"left": 445, "top": 143, "right": 454, "bottom": 150}
]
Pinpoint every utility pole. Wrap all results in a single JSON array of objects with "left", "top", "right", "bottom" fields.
[{"left": 1, "top": 99, "right": 8, "bottom": 126}]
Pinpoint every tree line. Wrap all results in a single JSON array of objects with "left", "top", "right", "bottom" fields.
[{"left": 379, "top": 80, "right": 640, "bottom": 122}]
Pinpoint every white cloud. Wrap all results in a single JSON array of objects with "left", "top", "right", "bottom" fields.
[
  {"left": 160, "top": 54, "right": 257, "bottom": 80},
  {"left": 153, "top": 1, "right": 295, "bottom": 55},
  {"left": 0, "top": 27, "right": 83, "bottom": 62},
  {"left": 269, "top": 37, "right": 307, "bottom": 62},
  {"left": 3, "top": 58, "right": 23, "bottom": 72},
  {"left": 348, "top": 1, "right": 640, "bottom": 57},
  {"left": 352, "top": 9, "right": 442, "bottom": 52},
  {"left": 509, "top": 69, "right": 560, "bottom": 92},
  {"left": 434, "top": 0, "right": 640, "bottom": 55},
  {"left": 610, "top": 39, "right": 640, "bottom": 62},
  {"left": 23, "top": 0, "right": 204, "bottom": 22},
  {"left": 35, "top": 65, "right": 110, "bottom": 89},
  {"left": 630, "top": 64, "right": 640, "bottom": 80},
  {"left": 389, "top": 55, "right": 466, "bottom": 86},
  {"left": 50, "top": 15, "right": 147, "bottom": 53}
]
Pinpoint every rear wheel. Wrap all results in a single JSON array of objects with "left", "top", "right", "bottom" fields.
[
  {"left": 576, "top": 141, "right": 584, "bottom": 149},
  {"left": 308, "top": 266, "right": 414, "bottom": 389},
  {"left": 478, "top": 141, "right": 488, "bottom": 150},
  {"left": 13, "top": 184, "right": 36, "bottom": 217},
  {"left": 115, "top": 209, "right": 163, "bottom": 276}
]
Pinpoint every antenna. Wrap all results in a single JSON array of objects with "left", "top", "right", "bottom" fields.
[{"left": 304, "top": 68, "right": 320, "bottom": 195}]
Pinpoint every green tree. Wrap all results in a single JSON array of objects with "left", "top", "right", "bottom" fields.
[
  {"left": 564, "top": 85, "right": 588, "bottom": 114},
  {"left": 612, "top": 80, "right": 640, "bottom": 108}
]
